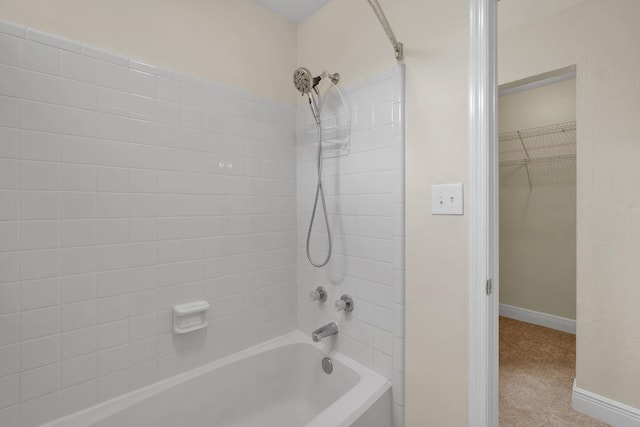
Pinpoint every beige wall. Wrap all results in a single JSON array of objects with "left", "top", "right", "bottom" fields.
[
  {"left": 0, "top": 0, "right": 297, "bottom": 104},
  {"left": 499, "top": 80, "right": 577, "bottom": 320},
  {"left": 499, "top": 79, "right": 576, "bottom": 133},
  {"left": 299, "top": 1, "right": 470, "bottom": 425},
  {"left": 500, "top": 0, "right": 640, "bottom": 409}
]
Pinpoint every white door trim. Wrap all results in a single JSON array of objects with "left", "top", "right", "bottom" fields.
[{"left": 469, "top": 0, "right": 499, "bottom": 426}]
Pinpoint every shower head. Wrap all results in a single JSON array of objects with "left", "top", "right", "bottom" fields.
[{"left": 293, "top": 67, "right": 321, "bottom": 95}]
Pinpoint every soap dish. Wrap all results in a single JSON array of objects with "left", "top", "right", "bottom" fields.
[{"left": 173, "top": 301, "right": 209, "bottom": 334}]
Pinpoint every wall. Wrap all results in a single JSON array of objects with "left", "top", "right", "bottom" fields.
[
  {"left": 296, "top": 66, "right": 404, "bottom": 424},
  {"left": 0, "top": 22, "right": 297, "bottom": 427},
  {"left": 499, "top": 79, "right": 577, "bottom": 320},
  {"left": 500, "top": 0, "right": 640, "bottom": 411},
  {"left": 0, "top": 0, "right": 297, "bottom": 104},
  {"left": 298, "top": 1, "right": 470, "bottom": 426}
]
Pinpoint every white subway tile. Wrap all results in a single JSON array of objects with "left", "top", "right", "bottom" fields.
[
  {"left": 62, "top": 380, "right": 97, "bottom": 416},
  {"left": 0, "top": 158, "right": 17, "bottom": 189},
  {"left": 373, "top": 350, "right": 393, "bottom": 379},
  {"left": 97, "top": 60, "right": 128, "bottom": 90},
  {"left": 19, "top": 130, "right": 60, "bottom": 161},
  {"left": 129, "top": 336, "right": 155, "bottom": 366},
  {"left": 98, "top": 294, "right": 128, "bottom": 324},
  {"left": 393, "top": 336, "right": 404, "bottom": 373},
  {"left": 61, "top": 299, "right": 97, "bottom": 333},
  {"left": 62, "top": 327, "right": 97, "bottom": 359},
  {"left": 60, "top": 135, "right": 96, "bottom": 164},
  {"left": 0, "top": 222, "right": 17, "bottom": 253},
  {"left": 393, "top": 303, "right": 405, "bottom": 338},
  {"left": 20, "top": 363, "right": 61, "bottom": 400},
  {"left": 0, "top": 191, "right": 17, "bottom": 221},
  {"left": 20, "top": 306, "right": 60, "bottom": 340},
  {"left": 158, "top": 77, "right": 181, "bottom": 104},
  {"left": 21, "top": 101, "right": 128, "bottom": 142},
  {"left": 61, "top": 164, "right": 96, "bottom": 192},
  {"left": 96, "top": 269, "right": 130, "bottom": 298},
  {"left": 0, "top": 344, "right": 18, "bottom": 376},
  {"left": 62, "top": 353, "right": 97, "bottom": 387},
  {"left": 60, "top": 192, "right": 96, "bottom": 219},
  {"left": 129, "top": 314, "right": 155, "bottom": 342},
  {"left": 0, "top": 283, "right": 18, "bottom": 314},
  {"left": 27, "top": 28, "right": 81, "bottom": 53},
  {"left": 0, "top": 96, "right": 18, "bottom": 128},
  {"left": 0, "top": 314, "right": 18, "bottom": 346},
  {"left": 98, "top": 369, "right": 129, "bottom": 402},
  {"left": 61, "top": 51, "right": 97, "bottom": 83},
  {"left": 182, "top": 82, "right": 205, "bottom": 109},
  {"left": 0, "top": 404, "right": 18, "bottom": 427},
  {"left": 0, "top": 20, "right": 26, "bottom": 38},
  {"left": 0, "top": 128, "right": 19, "bottom": 159},
  {"left": 84, "top": 46, "right": 128, "bottom": 67},
  {"left": 19, "top": 249, "right": 60, "bottom": 281},
  {"left": 0, "top": 374, "right": 18, "bottom": 408},
  {"left": 95, "top": 219, "right": 128, "bottom": 245},
  {"left": 61, "top": 274, "right": 96, "bottom": 304},
  {"left": 21, "top": 336, "right": 60, "bottom": 375},
  {"left": 19, "top": 39, "right": 60, "bottom": 74},
  {"left": 94, "top": 245, "right": 129, "bottom": 272},
  {"left": 129, "top": 169, "right": 156, "bottom": 193},
  {"left": 19, "top": 160, "right": 59, "bottom": 190},
  {"left": 98, "top": 320, "right": 128, "bottom": 350},
  {"left": 20, "top": 278, "right": 59, "bottom": 310},
  {"left": 20, "top": 391, "right": 61, "bottom": 427},
  {"left": 60, "top": 219, "right": 95, "bottom": 248},
  {"left": 129, "top": 59, "right": 165, "bottom": 77},
  {"left": 129, "top": 70, "right": 156, "bottom": 98},
  {"left": 19, "top": 191, "right": 59, "bottom": 220},
  {"left": 96, "top": 166, "right": 128, "bottom": 193},
  {"left": 129, "top": 360, "right": 156, "bottom": 390},
  {"left": 128, "top": 94, "right": 156, "bottom": 121},
  {"left": 158, "top": 100, "right": 181, "bottom": 126},
  {"left": 96, "top": 87, "right": 129, "bottom": 116}
]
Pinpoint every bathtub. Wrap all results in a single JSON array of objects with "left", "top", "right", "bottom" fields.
[{"left": 43, "top": 331, "right": 392, "bottom": 427}]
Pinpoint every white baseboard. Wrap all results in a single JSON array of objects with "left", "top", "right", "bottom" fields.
[
  {"left": 573, "top": 380, "right": 640, "bottom": 426},
  {"left": 499, "top": 304, "right": 576, "bottom": 334}
]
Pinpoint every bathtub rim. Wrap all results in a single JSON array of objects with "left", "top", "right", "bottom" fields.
[{"left": 43, "top": 330, "right": 391, "bottom": 427}]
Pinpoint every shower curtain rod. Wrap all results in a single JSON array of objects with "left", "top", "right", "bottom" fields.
[{"left": 366, "top": 0, "right": 404, "bottom": 61}]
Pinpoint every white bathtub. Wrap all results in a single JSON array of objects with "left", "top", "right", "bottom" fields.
[{"left": 43, "top": 331, "right": 391, "bottom": 427}]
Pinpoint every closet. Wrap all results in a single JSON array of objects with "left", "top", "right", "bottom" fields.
[{"left": 498, "top": 78, "right": 577, "bottom": 325}]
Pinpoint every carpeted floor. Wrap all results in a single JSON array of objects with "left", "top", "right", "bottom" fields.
[{"left": 499, "top": 316, "right": 610, "bottom": 426}]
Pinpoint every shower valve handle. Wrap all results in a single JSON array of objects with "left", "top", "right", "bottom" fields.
[
  {"left": 309, "top": 286, "right": 327, "bottom": 303},
  {"left": 335, "top": 295, "right": 354, "bottom": 312}
]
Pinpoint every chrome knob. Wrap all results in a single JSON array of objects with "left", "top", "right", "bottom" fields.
[
  {"left": 309, "top": 286, "right": 327, "bottom": 303},
  {"left": 335, "top": 295, "right": 354, "bottom": 312}
]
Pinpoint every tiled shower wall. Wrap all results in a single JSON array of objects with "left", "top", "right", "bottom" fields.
[
  {"left": 296, "top": 66, "right": 405, "bottom": 426},
  {"left": 0, "top": 20, "right": 297, "bottom": 426}
]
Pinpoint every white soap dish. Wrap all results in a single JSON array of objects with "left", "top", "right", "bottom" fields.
[{"left": 173, "top": 301, "right": 209, "bottom": 334}]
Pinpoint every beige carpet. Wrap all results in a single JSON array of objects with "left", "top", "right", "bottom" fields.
[{"left": 499, "top": 316, "right": 610, "bottom": 426}]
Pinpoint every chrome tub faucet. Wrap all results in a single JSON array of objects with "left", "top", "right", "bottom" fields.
[{"left": 312, "top": 322, "right": 339, "bottom": 343}]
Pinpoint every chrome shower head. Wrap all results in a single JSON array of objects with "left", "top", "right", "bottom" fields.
[{"left": 293, "top": 67, "right": 321, "bottom": 95}]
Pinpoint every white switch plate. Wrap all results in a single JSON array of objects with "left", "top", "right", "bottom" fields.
[{"left": 432, "top": 183, "right": 464, "bottom": 215}]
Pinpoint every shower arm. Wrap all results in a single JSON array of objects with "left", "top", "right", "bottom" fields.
[{"left": 366, "top": 0, "right": 404, "bottom": 61}]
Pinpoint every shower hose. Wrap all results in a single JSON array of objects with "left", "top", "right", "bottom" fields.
[{"left": 306, "top": 107, "right": 332, "bottom": 268}]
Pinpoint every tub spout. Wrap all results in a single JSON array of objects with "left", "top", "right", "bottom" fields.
[{"left": 312, "top": 322, "right": 338, "bottom": 343}]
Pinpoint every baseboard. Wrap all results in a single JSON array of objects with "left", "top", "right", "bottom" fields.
[
  {"left": 572, "top": 380, "right": 640, "bottom": 426},
  {"left": 499, "top": 304, "right": 576, "bottom": 334}
]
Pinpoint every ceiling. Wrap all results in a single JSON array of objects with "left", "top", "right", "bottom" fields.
[{"left": 252, "top": 0, "right": 331, "bottom": 24}]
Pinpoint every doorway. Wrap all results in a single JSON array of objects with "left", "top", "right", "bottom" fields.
[{"left": 496, "top": 71, "right": 598, "bottom": 425}]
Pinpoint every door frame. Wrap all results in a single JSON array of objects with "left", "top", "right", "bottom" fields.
[{"left": 468, "top": 0, "right": 499, "bottom": 426}]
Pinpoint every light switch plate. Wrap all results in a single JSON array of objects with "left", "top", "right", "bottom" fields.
[{"left": 432, "top": 183, "right": 464, "bottom": 215}]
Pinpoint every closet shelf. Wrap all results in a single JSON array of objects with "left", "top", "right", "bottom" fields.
[{"left": 499, "top": 121, "right": 576, "bottom": 188}]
